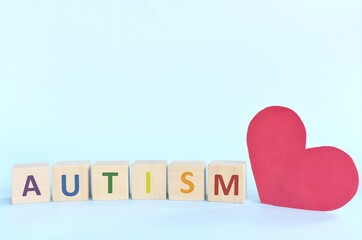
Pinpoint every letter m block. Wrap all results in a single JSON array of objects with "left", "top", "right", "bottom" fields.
[{"left": 208, "top": 161, "right": 246, "bottom": 203}]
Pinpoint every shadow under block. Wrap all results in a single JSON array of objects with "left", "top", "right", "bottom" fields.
[
  {"left": 52, "top": 161, "right": 91, "bottom": 202},
  {"left": 12, "top": 163, "right": 50, "bottom": 205},
  {"left": 92, "top": 161, "right": 130, "bottom": 201},
  {"left": 168, "top": 161, "right": 205, "bottom": 201},
  {"left": 208, "top": 161, "right": 246, "bottom": 203},
  {"left": 131, "top": 160, "right": 167, "bottom": 200}
]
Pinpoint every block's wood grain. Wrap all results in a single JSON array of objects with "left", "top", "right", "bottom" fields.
[
  {"left": 12, "top": 163, "right": 50, "bottom": 205},
  {"left": 52, "top": 161, "right": 90, "bottom": 202},
  {"left": 131, "top": 160, "right": 167, "bottom": 200},
  {"left": 92, "top": 161, "right": 129, "bottom": 201},
  {"left": 208, "top": 161, "right": 246, "bottom": 203},
  {"left": 168, "top": 161, "right": 205, "bottom": 201}
]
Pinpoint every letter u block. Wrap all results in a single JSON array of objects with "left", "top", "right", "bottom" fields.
[
  {"left": 168, "top": 161, "right": 205, "bottom": 201},
  {"left": 131, "top": 160, "right": 167, "bottom": 200},
  {"left": 52, "top": 161, "right": 90, "bottom": 202},
  {"left": 208, "top": 161, "right": 246, "bottom": 203},
  {"left": 91, "top": 161, "right": 130, "bottom": 201},
  {"left": 12, "top": 163, "right": 50, "bottom": 205}
]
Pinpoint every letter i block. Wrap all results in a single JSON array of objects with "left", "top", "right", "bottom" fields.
[
  {"left": 168, "top": 161, "right": 205, "bottom": 201},
  {"left": 208, "top": 161, "right": 246, "bottom": 203},
  {"left": 91, "top": 161, "right": 130, "bottom": 201},
  {"left": 52, "top": 161, "right": 91, "bottom": 202},
  {"left": 131, "top": 160, "right": 167, "bottom": 200},
  {"left": 12, "top": 163, "right": 50, "bottom": 205}
]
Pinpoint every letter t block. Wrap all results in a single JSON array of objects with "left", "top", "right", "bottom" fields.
[
  {"left": 208, "top": 161, "right": 246, "bottom": 203},
  {"left": 91, "top": 161, "right": 129, "bottom": 200}
]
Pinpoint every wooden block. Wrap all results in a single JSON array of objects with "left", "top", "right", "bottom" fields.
[
  {"left": 12, "top": 163, "right": 50, "bottom": 205},
  {"left": 131, "top": 160, "right": 167, "bottom": 200},
  {"left": 168, "top": 161, "right": 205, "bottom": 201},
  {"left": 52, "top": 161, "right": 90, "bottom": 202},
  {"left": 91, "top": 161, "right": 129, "bottom": 201},
  {"left": 208, "top": 161, "right": 246, "bottom": 203}
]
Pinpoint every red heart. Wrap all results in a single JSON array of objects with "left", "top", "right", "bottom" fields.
[{"left": 247, "top": 106, "right": 359, "bottom": 211}]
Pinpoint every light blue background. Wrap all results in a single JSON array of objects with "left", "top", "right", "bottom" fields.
[{"left": 0, "top": 0, "right": 361, "bottom": 239}]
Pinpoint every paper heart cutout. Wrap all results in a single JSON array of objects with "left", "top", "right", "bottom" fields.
[{"left": 247, "top": 106, "right": 359, "bottom": 211}]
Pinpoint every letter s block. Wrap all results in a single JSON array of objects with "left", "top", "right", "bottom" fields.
[
  {"left": 12, "top": 163, "right": 50, "bottom": 205},
  {"left": 208, "top": 161, "right": 246, "bottom": 203},
  {"left": 168, "top": 161, "right": 205, "bottom": 201},
  {"left": 52, "top": 161, "right": 90, "bottom": 202}
]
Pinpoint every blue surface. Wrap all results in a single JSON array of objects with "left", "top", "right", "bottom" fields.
[{"left": 0, "top": 1, "right": 361, "bottom": 239}]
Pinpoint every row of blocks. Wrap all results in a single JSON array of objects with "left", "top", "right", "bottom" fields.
[{"left": 12, "top": 160, "right": 246, "bottom": 204}]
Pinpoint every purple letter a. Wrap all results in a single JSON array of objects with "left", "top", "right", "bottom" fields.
[{"left": 22, "top": 175, "right": 41, "bottom": 196}]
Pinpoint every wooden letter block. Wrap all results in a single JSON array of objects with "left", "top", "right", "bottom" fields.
[
  {"left": 92, "top": 161, "right": 129, "bottom": 201},
  {"left": 12, "top": 163, "right": 50, "bottom": 205},
  {"left": 131, "top": 160, "right": 167, "bottom": 200},
  {"left": 208, "top": 161, "right": 246, "bottom": 203},
  {"left": 52, "top": 161, "right": 90, "bottom": 202},
  {"left": 168, "top": 161, "right": 205, "bottom": 201}
]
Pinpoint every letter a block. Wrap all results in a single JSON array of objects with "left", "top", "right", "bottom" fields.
[
  {"left": 208, "top": 161, "right": 246, "bottom": 203},
  {"left": 168, "top": 161, "right": 205, "bottom": 201},
  {"left": 52, "top": 161, "right": 90, "bottom": 202},
  {"left": 92, "top": 161, "right": 130, "bottom": 201},
  {"left": 132, "top": 160, "right": 167, "bottom": 200},
  {"left": 12, "top": 163, "right": 50, "bottom": 205}
]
